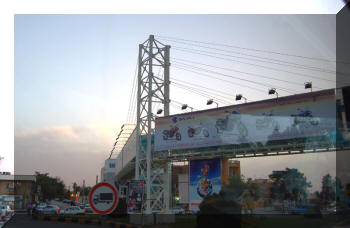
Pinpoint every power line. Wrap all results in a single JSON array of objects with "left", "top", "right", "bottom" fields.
[
  {"left": 172, "top": 58, "right": 324, "bottom": 90},
  {"left": 173, "top": 62, "right": 299, "bottom": 94},
  {"left": 171, "top": 77, "right": 238, "bottom": 99},
  {"left": 171, "top": 47, "right": 338, "bottom": 83},
  {"left": 173, "top": 65, "right": 269, "bottom": 94},
  {"left": 156, "top": 35, "right": 342, "bottom": 64},
  {"left": 172, "top": 45, "right": 336, "bottom": 74},
  {"left": 171, "top": 81, "right": 234, "bottom": 105}
]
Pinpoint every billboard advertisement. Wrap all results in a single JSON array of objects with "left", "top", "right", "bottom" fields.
[
  {"left": 189, "top": 158, "right": 221, "bottom": 212},
  {"left": 155, "top": 89, "right": 336, "bottom": 151},
  {"left": 127, "top": 180, "right": 145, "bottom": 213}
]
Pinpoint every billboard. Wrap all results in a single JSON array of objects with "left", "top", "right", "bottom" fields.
[
  {"left": 189, "top": 158, "right": 221, "bottom": 212},
  {"left": 127, "top": 180, "right": 145, "bottom": 213},
  {"left": 155, "top": 89, "right": 336, "bottom": 151}
]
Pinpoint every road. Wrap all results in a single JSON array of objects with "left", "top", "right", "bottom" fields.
[{"left": 5, "top": 214, "right": 109, "bottom": 228}]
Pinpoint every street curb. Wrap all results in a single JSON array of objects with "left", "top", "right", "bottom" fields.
[
  {"left": 32, "top": 215, "right": 142, "bottom": 228},
  {"left": 1, "top": 214, "right": 15, "bottom": 227},
  {"left": 105, "top": 220, "right": 142, "bottom": 228},
  {"left": 33, "top": 215, "right": 101, "bottom": 225}
]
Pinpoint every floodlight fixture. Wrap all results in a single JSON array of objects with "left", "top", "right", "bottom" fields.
[
  {"left": 206, "top": 99, "right": 218, "bottom": 108},
  {"left": 181, "top": 104, "right": 194, "bottom": 112},
  {"left": 304, "top": 82, "right": 312, "bottom": 91},
  {"left": 268, "top": 88, "right": 278, "bottom": 98},
  {"left": 235, "top": 94, "right": 247, "bottom": 103}
]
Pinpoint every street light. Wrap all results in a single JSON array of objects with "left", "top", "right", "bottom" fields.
[
  {"left": 206, "top": 99, "right": 218, "bottom": 108},
  {"left": 181, "top": 104, "right": 194, "bottom": 112},
  {"left": 157, "top": 109, "right": 163, "bottom": 115},
  {"left": 304, "top": 82, "right": 312, "bottom": 91},
  {"left": 268, "top": 88, "right": 278, "bottom": 98},
  {"left": 235, "top": 94, "right": 247, "bottom": 103}
]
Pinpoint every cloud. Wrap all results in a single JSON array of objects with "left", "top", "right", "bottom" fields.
[{"left": 14, "top": 125, "right": 115, "bottom": 187}]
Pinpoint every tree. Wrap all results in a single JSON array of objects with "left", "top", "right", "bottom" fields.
[
  {"left": 269, "top": 168, "right": 311, "bottom": 203},
  {"left": 33, "top": 172, "right": 67, "bottom": 201},
  {"left": 319, "top": 174, "right": 336, "bottom": 207},
  {"left": 221, "top": 176, "right": 260, "bottom": 202}
]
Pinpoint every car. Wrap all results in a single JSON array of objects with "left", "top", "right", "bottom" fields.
[
  {"left": 84, "top": 206, "right": 95, "bottom": 214},
  {"left": 172, "top": 207, "right": 185, "bottom": 215},
  {"left": 33, "top": 205, "right": 46, "bottom": 214},
  {"left": 290, "top": 206, "right": 307, "bottom": 215},
  {"left": 0, "top": 205, "right": 11, "bottom": 217},
  {"left": 304, "top": 205, "right": 322, "bottom": 218},
  {"left": 63, "top": 199, "right": 72, "bottom": 204},
  {"left": 41, "top": 205, "right": 60, "bottom": 215},
  {"left": 327, "top": 205, "right": 350, "bottom": 215},
  {"left": 61, "top": 206, "right": 85, "bottom": 215}
]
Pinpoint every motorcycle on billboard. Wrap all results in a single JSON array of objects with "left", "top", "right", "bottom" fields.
[
  {"left": 162, "top": 125, "right": 181, "bottom": 141},
  {"left": 187, "top": 122, "right": 210, "bottom": 139},
  {"left": 215, "top": 110, "right": 248, "bottom": 141}
]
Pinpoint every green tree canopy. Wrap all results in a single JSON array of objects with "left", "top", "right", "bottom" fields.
[
  {"left": 268, "top": 168, "right": 311, "bottom": 202},
  {"left": 33, "top": 172, "right": 67, "bottom": 201}
]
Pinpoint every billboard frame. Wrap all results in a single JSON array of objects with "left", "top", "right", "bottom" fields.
[{"left": 154, "top": 89, "right": 339, "bottom": 161}]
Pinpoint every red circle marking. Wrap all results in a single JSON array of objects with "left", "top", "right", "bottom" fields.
[{"left": 89, "top": 182, "right": 118, "bottom": 215}]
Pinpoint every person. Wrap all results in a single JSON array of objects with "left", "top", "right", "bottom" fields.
[{"left": 27, "top": 203, "right": 32, "bottom": 216}]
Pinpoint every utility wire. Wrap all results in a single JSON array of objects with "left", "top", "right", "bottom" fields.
[
  {"left": 171, "top": 47, "right": 338, "bottom": 83},
  {"left": 157, "top": 35, "right": 342, "bottom": 64},
  {"left": 172, "top": 45, "right": 336, "bottom": 74},
  {"left": 173, "top": 65, "right": 269, "bottom": 94},
  {"left": 173, "top": 62, "right": 299, "bottom": 94},
  {"left": 172, "top": 58, "right": 324, "bottom": 90},
  {"left": 172, "top": 83, "right": 232, "bottom": 106},
  {"left": 171, "top": 82, "right": 233, "bottom": 105},
  {"left": 163, "top": 39, "right": 337, "bottom": 73},
  {"left": 171, "top": 77, "right": 238, "bottom": 99}
]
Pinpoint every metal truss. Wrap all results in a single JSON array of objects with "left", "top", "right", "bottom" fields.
[
  {"left": 153, "top": 139, "right": 340, "bottom": 162},
  {"left": 135, "top": 35, "right": 171, "bottom": 214}
]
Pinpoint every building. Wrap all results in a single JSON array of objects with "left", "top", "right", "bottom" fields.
[
  {"left": 101, "top": 159, "right": 116, "bottom": 183},
  {"left": 0, "top": 173, "right": 36, "bottom": 210},
  {"left": 221, "top": 159, "right": 241, "bottom": 185},
  {"left": 251, "top": 179, "right": 274, "bottom": 208}
]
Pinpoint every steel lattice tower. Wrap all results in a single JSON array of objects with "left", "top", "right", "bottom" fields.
[{"left": 135, "top": 35, "right": 171, "bottom": 214}]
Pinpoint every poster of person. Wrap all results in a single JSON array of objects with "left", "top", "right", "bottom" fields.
[
  {"left": 189, "top": 158, "right": 221, "bottom": 212},
  {"left": 127, "top": 180, "right": 145, "bottom": 213}
]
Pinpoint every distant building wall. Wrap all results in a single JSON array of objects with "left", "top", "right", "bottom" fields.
[
  {"left": 101, "top": 159, "right": 116, "bottom": 183},
  {"left": 0, "top": 174, "right": 35, "bottom": 210}
]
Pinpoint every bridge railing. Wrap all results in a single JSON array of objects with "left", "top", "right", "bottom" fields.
[{"left": 115, "top": 127, "right": 137, "bottom": 176}]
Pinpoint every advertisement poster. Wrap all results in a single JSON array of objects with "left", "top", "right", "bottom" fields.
[
  {"left": 189, "top": 158, "right": 221, "bottom": 212},
  {"left": 155, "top": 89, "right": 336, "bottom": 151},
  {"left": 127, "top": 180, "right": 145, "bottom": 213}
]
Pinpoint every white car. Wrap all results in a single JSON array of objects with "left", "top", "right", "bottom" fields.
[
  {"left": 172, "top": 207, "right": 185, "bottom": 215},
  {"left": 61, "top": 206, "right": 85, "bottom": 215},
  {"left": 0, "top": 205, "right": 11, "bottom": 217}
]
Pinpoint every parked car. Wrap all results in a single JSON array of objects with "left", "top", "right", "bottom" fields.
[
  {"left": 290, "top": 206, "right": 307, "bottom": 215},
  {"left": 84, "top": 206, "right": 95, "bottom": 214},
  {"left": 63, "top": 199, "right": 72, "bottom": 204},
  {"left": 172, "top": 207, "right": 185, "bottom": 215},
  {"left": 41, "top": 205, "right": 60, "bottom": 215},
  {"left": 327, "top": 205, "right": 350, "bottom": 215},
  {"left": 33, "top": 205, "right": 46, "bottom": 214},
  {"left": 0, "top": 205, "right": 11, "bottom": 217},
  {"left": 61, "top": 206, "right": 85, "bottom": 215},
  {"left": 304, "top": 205, "right": 322, "bottom": 218}
]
